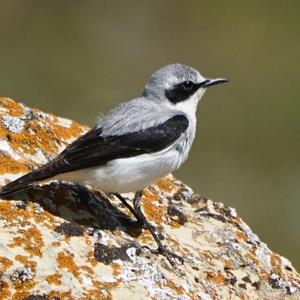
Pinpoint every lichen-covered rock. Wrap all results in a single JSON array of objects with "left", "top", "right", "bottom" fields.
[{"left": 0, "top": 97, "right": 299, "bottom": 300}]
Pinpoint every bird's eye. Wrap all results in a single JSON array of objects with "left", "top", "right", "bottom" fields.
[{"left": 181, "top": 81, "right": 194, "bottom": 90}]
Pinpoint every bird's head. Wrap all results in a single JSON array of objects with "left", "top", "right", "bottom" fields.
[{"left": 143, "top": 64, "right": 227, "bottom": 111}]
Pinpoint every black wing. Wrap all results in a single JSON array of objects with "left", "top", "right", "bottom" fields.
[{"left": 0, "top": 115, "right": 189, "bottom": 196}]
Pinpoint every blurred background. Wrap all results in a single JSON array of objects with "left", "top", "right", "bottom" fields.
[{"left": 0, "top": 1, "right": 299, "bottom": 269}]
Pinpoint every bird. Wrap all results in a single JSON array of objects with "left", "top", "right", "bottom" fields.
[{"left": 0, "top": 63, "right": 227, "bottom": 265}]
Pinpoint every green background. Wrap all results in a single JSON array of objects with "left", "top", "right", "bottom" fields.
[{"left": 0, "top": 1, "right": 299, "bottom": 270}]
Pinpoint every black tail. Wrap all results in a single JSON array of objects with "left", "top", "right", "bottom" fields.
[{"left": 0, "top": 165, "right": 57, "bottom": 198}]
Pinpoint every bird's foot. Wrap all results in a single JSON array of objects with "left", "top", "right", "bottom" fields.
[
  {"left": 143, "top": 244, "right": 184, "bottom": 266},
  {"left": 114, "top": 191, "right": 184, "bottom": 266}
]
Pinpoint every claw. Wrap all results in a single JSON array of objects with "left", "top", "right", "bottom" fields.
[
  {"left": 142, "top": 245, "right": 183, "bottom": 266},
  {"left": 158, "top": 245, "right": 184, "bottom": 266}
]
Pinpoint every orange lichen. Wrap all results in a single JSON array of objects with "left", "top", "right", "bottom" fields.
[
  {"left": 12, "top": 279, "right": 36, "bottom": 292},
  {"left": 244, "top": 250, "right": 259, "bottom": 266},
  {"left": 87, "top": 250, "right": 98, "bottom": 267},
  {"left": 270, "top": 254, "right": 282, "bottom": 273},
  {"left": 83, "top": 281, "right": 112, "bottom": 300},
  {"left": 51, "top": 119, "right": 87, "bottom": 143},
  {"left": 224, "top": 259, "right": 233, "bottom": 269},
  {"left": 11, "top": 119, "right": 59, "bottom": 155},
  {"left": 235, "top": 231, "right": 248, "bottom": 242},
  {"left": 80, "top": 265, "right": 94, "bottom": 276},
  {"left": 15, "top": 255, "right": 29, "bottom": 265},
  {"left": 11, "top": 258, "right": 37, "bottom": 294},
  {"left": 238, "top": 293, "right": 246, "bottom": 300},
  {"left": 138, "top": 230, "right": 155, "bottom": 244},
  {"left": 214, "top": 273, "right": 226, "bottom": 284},
  {"left": 205, "top": 271, "right": 214, "bottom": 281},
  {"left": 0, "top": 120, "right": 52, "bottom": 157},
  {"left": 112, "top": 262, "right": 122, "bottom": 277},
  {"left": 235, "top": 216, "right": 242, "bottom": 224},
  {"left": 9, "top": 236, "right": 24, "bottom": 247},
  {"left": 0, "top": 256, "right": 13, "bottom": 272},
  {"left": 0, "top": 154, "right": 29, "bottom": 175},
  {"left": 187, "top": 292, "right": 200, "bottom": 300},
  {"left": 142, "top": 190, "right": 163, "bottom": 225},
  {"left": 57, "top": 251, "right": 80, "bottom": 279},
  {"left": 0, "top": 280, "right": 11, "bottom": 299},
  {"left": 0, "top": 97, "right": 24, "bottom": 116},
  {"left": 99, "top": 278, "right": 120, "bottom": 290},
  {"left": 8, "top": 226, "right": 44, "bottom": 257},
  {"left": 0, "top": 201, "right": 18, "bottom": 224},
  {"left": 166, "top": 280, "right": 185, "bottom": 295},
  {"left": 15, "top": 255, "right": 37, "bottom": 275},
  {"left": 46, "top": 273, "right": 62, "bottom": 286},
  {"left": 205, "top": 271, "right": 226, "bottom": 285},
  {"left": 48, "top": 290, "right": 72, "bottom": 300},
  {"left": 11, "top": 290, "right": 30, "bottom": 300},
  {"left": 169, "top": 219, "right": 183, "bottom": 228},
  {"left": 165, "top": 235, "right": 182, "bottom": 251},
  {"left": 156, "top": 177, "right": 176, "bottom": 193},
  {"left": 202, "top": 250, "right": 215, "bottom": 260},
  {"left": 33, "top": 210, "right": 56, "bottom": 227},
  {"left": 0, "top": 200, "right": 53, "bottom": 229},
  {"left": 0, "top": 98, "right": 87, "bottom": 174},
  {"left": 260, "top": 268, "right": 269, "bottom": 281}
]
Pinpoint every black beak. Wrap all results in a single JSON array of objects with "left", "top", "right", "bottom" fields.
[{"left": 200, "top": 78, "right": 228, "bottom": 88}]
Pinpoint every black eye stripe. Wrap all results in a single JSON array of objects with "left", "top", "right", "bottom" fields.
[
  {"left": 165, "top": 81, "right": 200, "bottom": 104},
  {"left": 182, "top": 81, "right": 193, "bottom": 89}
]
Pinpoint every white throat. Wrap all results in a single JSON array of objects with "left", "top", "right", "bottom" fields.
[{"left": 169, "top": 88, "right": 205, "bottom": 123}]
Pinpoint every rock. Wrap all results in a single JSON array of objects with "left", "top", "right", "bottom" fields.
[{"left": 0, "top": 97, "right": 299, "bottom": 300}]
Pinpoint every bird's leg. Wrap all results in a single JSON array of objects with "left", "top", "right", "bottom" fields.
[
  {"left": 113, "top": 193, "right": 142, "bottom": 224},
  {"left": 113, "top": 191, "right": 183, "bottom": 265},
  {"left": 132, "top": 191, "right": 183, "bottom": 266}
]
